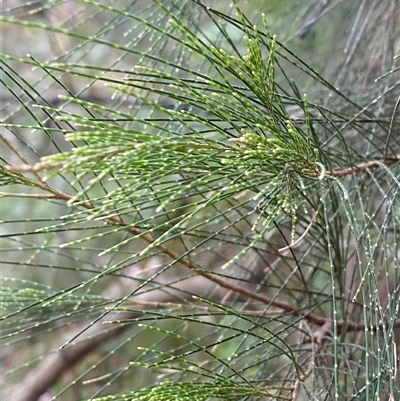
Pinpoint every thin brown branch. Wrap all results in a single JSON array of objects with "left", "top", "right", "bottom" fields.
[
  {"left": 337, "top": 317, "right": 400, "bottom": 334},
  {"left": 329, "top": 155, "right": 400, "bottom": 177}
]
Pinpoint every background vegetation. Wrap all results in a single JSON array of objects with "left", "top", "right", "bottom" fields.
[{"left": 1, "top": 1, "right": 400, "bottom": 400}]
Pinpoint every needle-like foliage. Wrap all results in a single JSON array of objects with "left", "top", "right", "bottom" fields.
[{"left": 1, "top": 1, "right": 399, "bottom": 400}]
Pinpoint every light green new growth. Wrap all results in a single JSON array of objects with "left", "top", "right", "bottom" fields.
[{"left": 38, "top": 9, "right": 324, "bottom": 255}]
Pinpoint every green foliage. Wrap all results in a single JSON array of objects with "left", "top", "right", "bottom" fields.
[
  {"left": 35, "top": 13, "right": 323, "bottom": 256},
  {"left": 88, "top": 380, "right": 292, "bottom": 401},
  {"left": 1, "top": 1, "right": 400, "bottom": 401}
]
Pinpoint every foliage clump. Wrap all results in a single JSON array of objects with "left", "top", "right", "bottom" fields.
[{"left": 1, "top": 1, "right": 399, "bottom": 401}]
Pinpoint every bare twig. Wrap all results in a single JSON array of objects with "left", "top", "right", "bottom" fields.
[{"left": 329, "top": 155, "right": 400, "bottom": 177}]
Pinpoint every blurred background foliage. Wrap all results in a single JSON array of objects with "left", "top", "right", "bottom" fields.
[{"left": 1, "top": 1, "right": 400, "bottom": 400}]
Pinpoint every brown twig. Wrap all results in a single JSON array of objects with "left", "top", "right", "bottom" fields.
[{"left": 328, "top": 155, "right": 400, "bottom": 177}]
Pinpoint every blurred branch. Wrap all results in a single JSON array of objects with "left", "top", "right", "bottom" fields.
[
  {"left": 13, "top": 312, "right": 133, "bottom": 401},
  {"left": 12, "top": 276, "right": 209, "bottom": 401},
  {"left": 297, "top": 0, "right": 329, "bottom": 38}
]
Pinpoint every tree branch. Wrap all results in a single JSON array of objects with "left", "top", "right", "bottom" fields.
[
  {"left": 329, "top": 155, "right": 400, "bottom": 177},
  {"left": 12, "top": 312, "right": 133, "bottom": 401}
]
